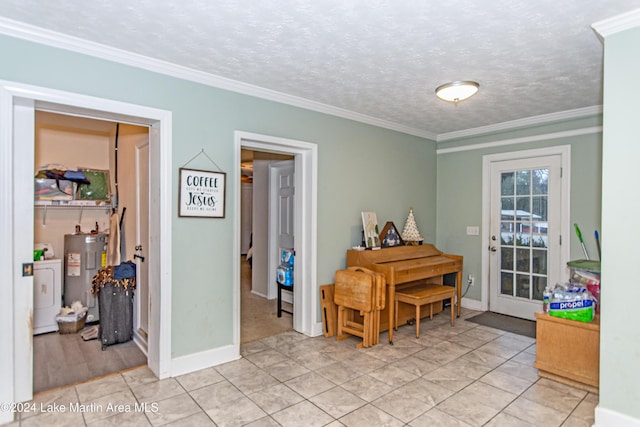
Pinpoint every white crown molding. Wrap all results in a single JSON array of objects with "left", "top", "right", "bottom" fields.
[
  {"left": 437, "top": 126, "right": 602, "bottom": 155},
  {"left": 437, "top": 106, "right": 602, "bottom": 142},
  {"left": 0, "top": 17, "right": 605, "bottom": 143},
  {"left": 0, "top": 17, "right": 437, "bottom": 140},
  {"left": 592, "top": 8, "right": 640, "bottom": 39}
]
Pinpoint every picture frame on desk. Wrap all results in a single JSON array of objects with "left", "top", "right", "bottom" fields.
[
  {"left": 380, "top": 221, "right": 404, "bottom": 247},
  {"left": 361, "top": 211, "right": 381, "bottom": 249}
]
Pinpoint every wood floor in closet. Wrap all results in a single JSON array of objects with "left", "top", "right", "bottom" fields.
[{"left": 33, "top": 329, "right": 146, "bottom": 393}]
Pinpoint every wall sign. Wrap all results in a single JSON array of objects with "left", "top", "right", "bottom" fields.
[{"left": 179, "top": 168, "right": 226, "bottom": 218}]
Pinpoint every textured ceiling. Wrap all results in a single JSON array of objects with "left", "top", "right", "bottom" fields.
[{"left": 1, "top": 0, "right": 639, "bottom": 139}]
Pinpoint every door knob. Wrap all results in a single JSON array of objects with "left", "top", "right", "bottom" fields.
[{"left": 490, "top": 246, "right": 497, "bottom": 252}]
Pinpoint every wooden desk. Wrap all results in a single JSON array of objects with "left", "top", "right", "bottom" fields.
[{"left": 346, "top": 245, "right": 463, "bottom": 344}]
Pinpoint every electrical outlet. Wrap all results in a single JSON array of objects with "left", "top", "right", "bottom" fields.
[
  {"left": 468, "top": 274, "right": 475, "bottom": 286},
  {"left": 466, "top": 226, "right": 479, "bottom": 236}
]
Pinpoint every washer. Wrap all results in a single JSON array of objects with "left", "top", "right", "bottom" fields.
[{"left": 33, "top": 258, "right": 62, "bottom": 334}]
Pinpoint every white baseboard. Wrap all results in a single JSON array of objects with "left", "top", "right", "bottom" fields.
[
  {"left": 461, "top": 297, "right": 483, "bottom": 311},
  {"left": 309, "top": 321, "right": 324, "bottom": 337},
  {"left": 0, "top": 411, "right": 14, "bottom": 425},
  {"left": 133, "top": 331, "right": 149, "bottom": 357},
  {"left": 596, "top": 405, "right": 640, "bottom": 427},
  {"left": 171, "top": 344, "right": 240, "bottom": 377},
  {"left": 250, "top": 289, "right": 268, "bottom": 299},
  {"left": 281, "top": 291, "right": 293, "bottom": 304}
]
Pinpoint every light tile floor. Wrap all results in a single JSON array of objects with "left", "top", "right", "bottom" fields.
[{"left": 8, "top": 309, "right": 598, "bottom": 426}]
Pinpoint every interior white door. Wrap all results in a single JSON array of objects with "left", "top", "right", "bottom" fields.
[
  {"left": 135, "top": 141, "right": 150, "bottom": 342},
  {"left": 268, "top": 160, "right": 295, "bottom": 301},
  {"left": 489, "top": 155, "right": 562, "bottom": 320}
]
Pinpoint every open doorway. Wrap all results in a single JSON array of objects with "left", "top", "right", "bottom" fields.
[
  {"left": 240, "top": 149, "right": 294, "bottom": 344},
  {"left": 1, "top": 81, "right": 172, "bottom": 412},
  {"left": 32, "top": 111, "right": 149, "bottom": 393},
  {"left": 234, "top": 131, "right": 319, "bottom": 348}
]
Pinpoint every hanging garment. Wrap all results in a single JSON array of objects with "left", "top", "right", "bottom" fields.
[{"left": 107, "top": 211, "right": 121, "bottom": 266}]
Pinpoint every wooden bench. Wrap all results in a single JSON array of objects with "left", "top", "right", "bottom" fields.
[{"left": 394, "top": 284, "right": 455, "bottom": 338}]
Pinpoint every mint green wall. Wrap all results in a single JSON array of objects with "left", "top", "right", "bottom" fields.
[
  {"left": 0, "top": 35, "right": 436, "bottom": 358},
  {"left": 599, "top": 26, "right": 640, "bottom": 422},
  {"left": 436, "top": 118, "right": 602, "bottom": 302}
]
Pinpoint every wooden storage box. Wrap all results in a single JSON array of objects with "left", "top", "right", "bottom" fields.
[{"left": 534, "top": 312, "right": 600, "bottom": 392}]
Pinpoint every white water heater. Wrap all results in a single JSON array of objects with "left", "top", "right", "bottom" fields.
[{"left": 64, "top": 233, "right": 108, "bottom": 321}]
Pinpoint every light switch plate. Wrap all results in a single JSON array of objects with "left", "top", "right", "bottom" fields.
[{"left": 466, "top": 226, "right": 480, "bottom": 236}]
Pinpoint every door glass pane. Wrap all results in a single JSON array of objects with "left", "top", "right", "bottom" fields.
[
  {"left": 501, "top": 197, "right": 514, "bottom": 214},
  {"left": 501, "top": 172, "right": 514, "bottom": 196},
  {"left": 501, "top": 247, "right": 514, "bottom": 270},
  {"left": 501, "top": 197, "right": 514, "bottom": 246},
  {"left": 532, "top": 195, "right": 548, "bottom": 248},
  {"left": 516, "top": 274, "right": 530, "bottom": 298},
  {"left": 532, "top": 196, "right": 547, "bottom": 220},
  {"left": 532, "top": 249, "right": 547, "bottom": 274},
  {"left": 499, "top": 167, "right": 550, "bottom": 303},
  {"left": 516, "top": 248, "right": 530, "bottom": 272},
  {"left": 516, "top": 197, "right": 531, "bottom": 218},
  {"left": 516, "top": 170, "right": 530, "bottom": 195},
  {"left": 500, "top": 222, "right": 514, "bottom": 245},
  {"left": 532, "top": 276, "right": 547, "bottom": 301},
  {"left": 501, "top": 272, "right": 513, "bottom": 295},
  {"left": 532, "top": 169, "right": 548, "bottom": 194},
  {"left": 515, "top": 222, "right": 530, "bottom": 246}
]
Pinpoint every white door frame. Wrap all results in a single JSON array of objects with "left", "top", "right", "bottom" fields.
[
  {"left": 234, "top": 131, "right": 319, "bottom": 341},
  {"left": 134, "top": 140, "right": 150, "bottom": 352},
  {"left": 481, "top": 145, "right": 571, "bottom": 312},
  {"left": 0, "top": 81, "right": 172, "bottom": 417}
]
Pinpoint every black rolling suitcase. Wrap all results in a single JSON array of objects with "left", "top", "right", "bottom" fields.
[
  {"left": 92, "top": 261, "right": 136, "bottom": 350},
  {"left": 98, "top": 283, "right": 134, "bottom": 350}
]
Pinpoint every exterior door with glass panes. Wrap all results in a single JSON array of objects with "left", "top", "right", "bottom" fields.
[{"left": 489, "top": 155, "right": 562, "bottom": 320}]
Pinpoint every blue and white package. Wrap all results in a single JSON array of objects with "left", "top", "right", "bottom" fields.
[
  {"left": 276, "top": 249, "right": 294, "bottom": 286},
  {"left": 548, "top": 283, "right": 595, "bottom": 322}
]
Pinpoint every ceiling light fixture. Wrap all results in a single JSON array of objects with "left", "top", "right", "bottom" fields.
[{"left": 435, "top": 80, "right": 479, "bottom": 104}]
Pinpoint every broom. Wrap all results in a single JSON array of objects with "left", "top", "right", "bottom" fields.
[{"left": 574, "top": 223, "right": 589, "bottom": 260}]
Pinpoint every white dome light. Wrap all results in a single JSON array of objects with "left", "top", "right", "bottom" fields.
[{"left": 435, "top": 81, "right": 480, "bottom": 104}]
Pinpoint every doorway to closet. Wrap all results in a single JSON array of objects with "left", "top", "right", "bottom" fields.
[
  {"left": 32, "top": 111, "right": 149, "bottom": 393},
  {"left": 2, "top": 83, "right": 172, "bottom": 413}
]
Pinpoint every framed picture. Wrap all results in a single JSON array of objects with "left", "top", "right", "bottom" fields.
[
  {"left": 380, "top": 222, "right": 404, "bottom": 247},
  {"left": 361, "top": 211, "right": 381, "bottom": 249},
  {"left": 179, "top": 168, "right": 226, "bottom": 218}
]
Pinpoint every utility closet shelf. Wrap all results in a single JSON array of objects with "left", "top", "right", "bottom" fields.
[{"left": 35, "top": 201, "right": 111, "bottom": 225}]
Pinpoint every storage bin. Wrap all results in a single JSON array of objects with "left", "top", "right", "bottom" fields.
[
  {"left": 35, "top": 178, "right": 75, "bottom": 201},
  {"left": 56, "top": 311, "right": 87, "bottom": 334},
  {"left": 568, "top": 260, "right": 600, "bottom": 314}
]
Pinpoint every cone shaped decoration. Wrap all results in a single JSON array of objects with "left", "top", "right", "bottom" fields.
[{"left": 401, "top": 207, "right": 423, "bottom": 243}]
